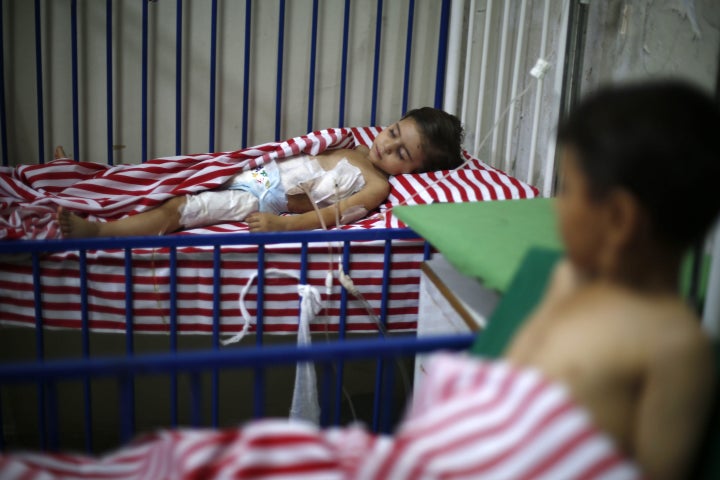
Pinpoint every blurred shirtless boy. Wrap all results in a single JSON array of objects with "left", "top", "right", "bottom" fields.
[{"left": 506, "top": 81, "right": 720, "bottom": 479}]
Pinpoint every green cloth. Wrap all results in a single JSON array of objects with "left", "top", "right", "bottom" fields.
[
  {"left": 470, "top": 248, "right": 562, "bottom": 358},
  {"left": 395, "top": 198, "right": 561, "bottom": 292},
  {"left": 395, "top": 197, "right": 707, "bottom": 297}
]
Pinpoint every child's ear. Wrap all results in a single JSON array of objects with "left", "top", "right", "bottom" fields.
[{"left": 604, "top": 188, "right": 643, "bottom": 251}]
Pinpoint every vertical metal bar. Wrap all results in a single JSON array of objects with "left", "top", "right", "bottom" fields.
[
  {"left": 34, "top": 0, "right": 45, "bottom": 164},
  {"left": 242, "top": 0, "right": 252, "bottom": 149},
  {"left": 190, "top": 372, "right": 202, "bottom": 427},
  {"left": 434, "top": 0, "right": 452, "bottom": 110},
  {"left": 32, "top": 252, "right": 46, "bottom": 450},
  {"left": 119, "top": 375, "right": 134, "bottom": 443},
  {"left": 46, "top": 381, "right": 58, "bottom": 451},
  {"left": 124, "top": 248, "right": 135, "bottom": 357},
  {"left": 209, "top": 0, "right": 218, "bottom": 151},
  {"left": 339, "top": 242, "right": 350, "bottom": 339},
  {"left": 253, "top": 245, "right": 266, "bottom": 418},
  {"left": 372, "top": 240, "right": 393, "bottom": 432},
  {"left": 106, "top": 0, "right": 114, "bottom": 165},
  {"left": 472, "top": 0, "right": 494, "bottom": 158},
  {"left": 334, "top": 241, "right": 350, "bottom": 424},
  {"left": 380, "top": 354, "right": 396, "bottom": 433},
  {"left": 211, "top": 245, "right": 221, "bottom": 427},
  {"left": 527, "top": 0, "right": 551, "bottom": 185},
  {"left": 370, "top": 0, "right": 383, "bottom": 126},
  {"left": 551, "top": 0, "right": 587, "bottom": 196},
  {"left": 0, "top": 388, "right": 4, "bottom": 451},
  {"left": 274, "top": 0, "right": 285, "bottom": 141},
  {"left": 379, "top": 239, "right": 392, "bottom": 332},
  {"left": 299, "top": 243, "right": 309, "bottom": 293},
  {"left": 141, "top": 0, "right": 149, "bottom": 162},
  {"left": 489, "top": 0, "right": 511, "bottom": 162},
  {"left": 338, "top": 0, "right": 350, "bottom": 127},
  {"left": 79, "top": 250, "right": 93, "bottom": 453},
  {"left": 175, "top": 0, "right": 183, "bottom": 155},
  {"left": 703, "top": 219, "right": 720, "bottom": 337},
  {"left": 0, "top": 0, "right": 7, "bottom": 166},
  {"left": 504, "top": 0, "right": 528, "bottom": 173},
  {"left": 169, "top": 246, "right": 178, "bottom": 427},
  {"left": 401, "top": 0, "right": 415, "bottom": 115},
  {"left": 459, "top": 0, "right": 476, "bottom": 125},
  {"left": 321, "top": 362, "right": 332, "bottom": 426},
  {"left": 71, "top": 0, "right": 80, "bottom": 160},
  {"left": 306, "top": 0, "right": 319, "bottom": 133},
  {"left": 442, "top": 0, "right": 464, "bottom": 114},
  {"left": 123, "top": 248, "right": 135, "bottom": 442}
]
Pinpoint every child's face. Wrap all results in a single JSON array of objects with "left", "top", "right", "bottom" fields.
[
  {"left": 556, "top": 147, "right": 609, "bottom": 275},
  {"left": 369, "top": 118, "right": 427, "bottom": 175}
]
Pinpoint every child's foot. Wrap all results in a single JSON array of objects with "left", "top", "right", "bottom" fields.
[
  {"left": 54, "top": 146, "right": 68, "bottom": 159},
  {"left": 57, "top": 207, "right": 100, "bottom": 238}
]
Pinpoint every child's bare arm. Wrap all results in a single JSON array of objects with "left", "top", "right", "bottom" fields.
[
  {"left": 634, "top": 332, "right": 716, "bottom": 480},
  {"left": 246, "top": 177, "right": 390, "bottom": 232}
]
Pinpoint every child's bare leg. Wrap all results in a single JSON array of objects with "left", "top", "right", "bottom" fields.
[{"left": 58, "top": 196, "right": 187, "bottom": 238}]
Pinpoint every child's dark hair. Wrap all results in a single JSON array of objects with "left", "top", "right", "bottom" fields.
[
  {"left": 557, "top": 80, "right": 720, "bottom": 250},
  {"left": 402, "top": 107, "right": 465, "bottom": 172}
]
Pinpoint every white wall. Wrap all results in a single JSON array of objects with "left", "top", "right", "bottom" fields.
[
  {"left": 582, "top": 0, "right": 720, "bottom": 94},
  {"left": 2, "top": 0, "right": 444, "bottom": 165}
]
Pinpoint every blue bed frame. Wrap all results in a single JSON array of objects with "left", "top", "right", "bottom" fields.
[{"left": 0, "top": 0, "right": 460, "bottom": 456}]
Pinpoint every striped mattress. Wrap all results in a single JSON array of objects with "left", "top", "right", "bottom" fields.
[{"left": 0, "top": 128, "right": 537, "bottom": 334}]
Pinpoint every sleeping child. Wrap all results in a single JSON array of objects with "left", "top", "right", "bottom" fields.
[
  {"left": 56, "top": 107, "right": 465, "bottom": 237},
  {"left": 1, "top": 81, "right": 718, "bottom": 479}
]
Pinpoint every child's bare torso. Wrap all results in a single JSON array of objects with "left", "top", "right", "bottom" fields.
[
  {"left": 284, "top": 147, "right": 381, "bottom": 213},
  {"left": 505, "top": 263, "right": 714, "bottom": 476}
]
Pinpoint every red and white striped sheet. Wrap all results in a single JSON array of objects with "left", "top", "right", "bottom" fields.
[
  {"left": 0, "top": 354, "right": 639, "bottom": 479},
  {"left": 0, "top": 128, "right": 537, "bottom": 333}
]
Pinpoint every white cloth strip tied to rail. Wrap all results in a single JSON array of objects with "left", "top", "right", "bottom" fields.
[
  {"left": 0, "top": 354, "right": 641, "bottom": 479},
  {"left": 223, "top": 268, "right": 323, "bottom": 424}
]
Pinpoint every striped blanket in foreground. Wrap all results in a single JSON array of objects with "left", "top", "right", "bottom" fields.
[{"left": 0, "top": 354, "right": 639, "bottom": 479}]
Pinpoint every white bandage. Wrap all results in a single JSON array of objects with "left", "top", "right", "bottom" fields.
[{"left": 179, "top": 189, "right": 259, "bottom": 229}]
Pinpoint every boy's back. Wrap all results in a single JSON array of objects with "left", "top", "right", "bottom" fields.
[
  {"left": 506, "top": 261, "right": 715, "bottom": 479},
  {"left": 503, "top": 80, "right": 720, "bottom": 479}
]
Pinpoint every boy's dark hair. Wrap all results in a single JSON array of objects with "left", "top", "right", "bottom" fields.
[
  {"left": 557, "top": 80, "right": 720, "bottom": 250},
  {"left": 402, "top": 107, "right": 465, "bottom": 172}
]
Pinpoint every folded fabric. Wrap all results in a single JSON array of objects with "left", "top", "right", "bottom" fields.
[{"left": 0, "top": 354, "right": 640, "bottom": 479}]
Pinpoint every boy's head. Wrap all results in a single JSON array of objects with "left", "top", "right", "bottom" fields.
[
  {"left": 402, "top": 107, "right": 465, "bottom": 172},
  {"left": 556, "top": 81, "right": 720, "bottom": 270}
]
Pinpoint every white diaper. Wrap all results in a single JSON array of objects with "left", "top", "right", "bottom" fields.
[{"left": 179, "top": 189, "right": 259, "bottom": 229}]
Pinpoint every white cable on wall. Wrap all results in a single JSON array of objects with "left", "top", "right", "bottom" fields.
[
  {"left": 489, "top": 0, "right": 512, "bottom": 163},
  {"left": 503, "top": 0, "right": 528, "bottom": 173},
  {"left": 526, "top": 0, "right": 551, "bottom": 186},
  {"left": 472, "top": 0, "right": 494, "bottom": 158},
  {"left": 443, "top": 0, "right": 466, "bottom": 115},
  {"left": 703, "top": 218, "right": 720, "bottom": 339},
  {"left": 460, "top": 0, "right": 477, "bottom": 126}
]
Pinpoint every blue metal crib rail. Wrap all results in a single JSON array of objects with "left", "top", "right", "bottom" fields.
[
  {"left": 0, "top": 228, "right": 438, "bottom": 454},
  {"left": 0, "top": 334, "right": 476, "bottom": 453}
]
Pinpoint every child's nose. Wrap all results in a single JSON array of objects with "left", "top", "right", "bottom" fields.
[{"left": 384, "top": 139, "right": 400, "bottom": 153}]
